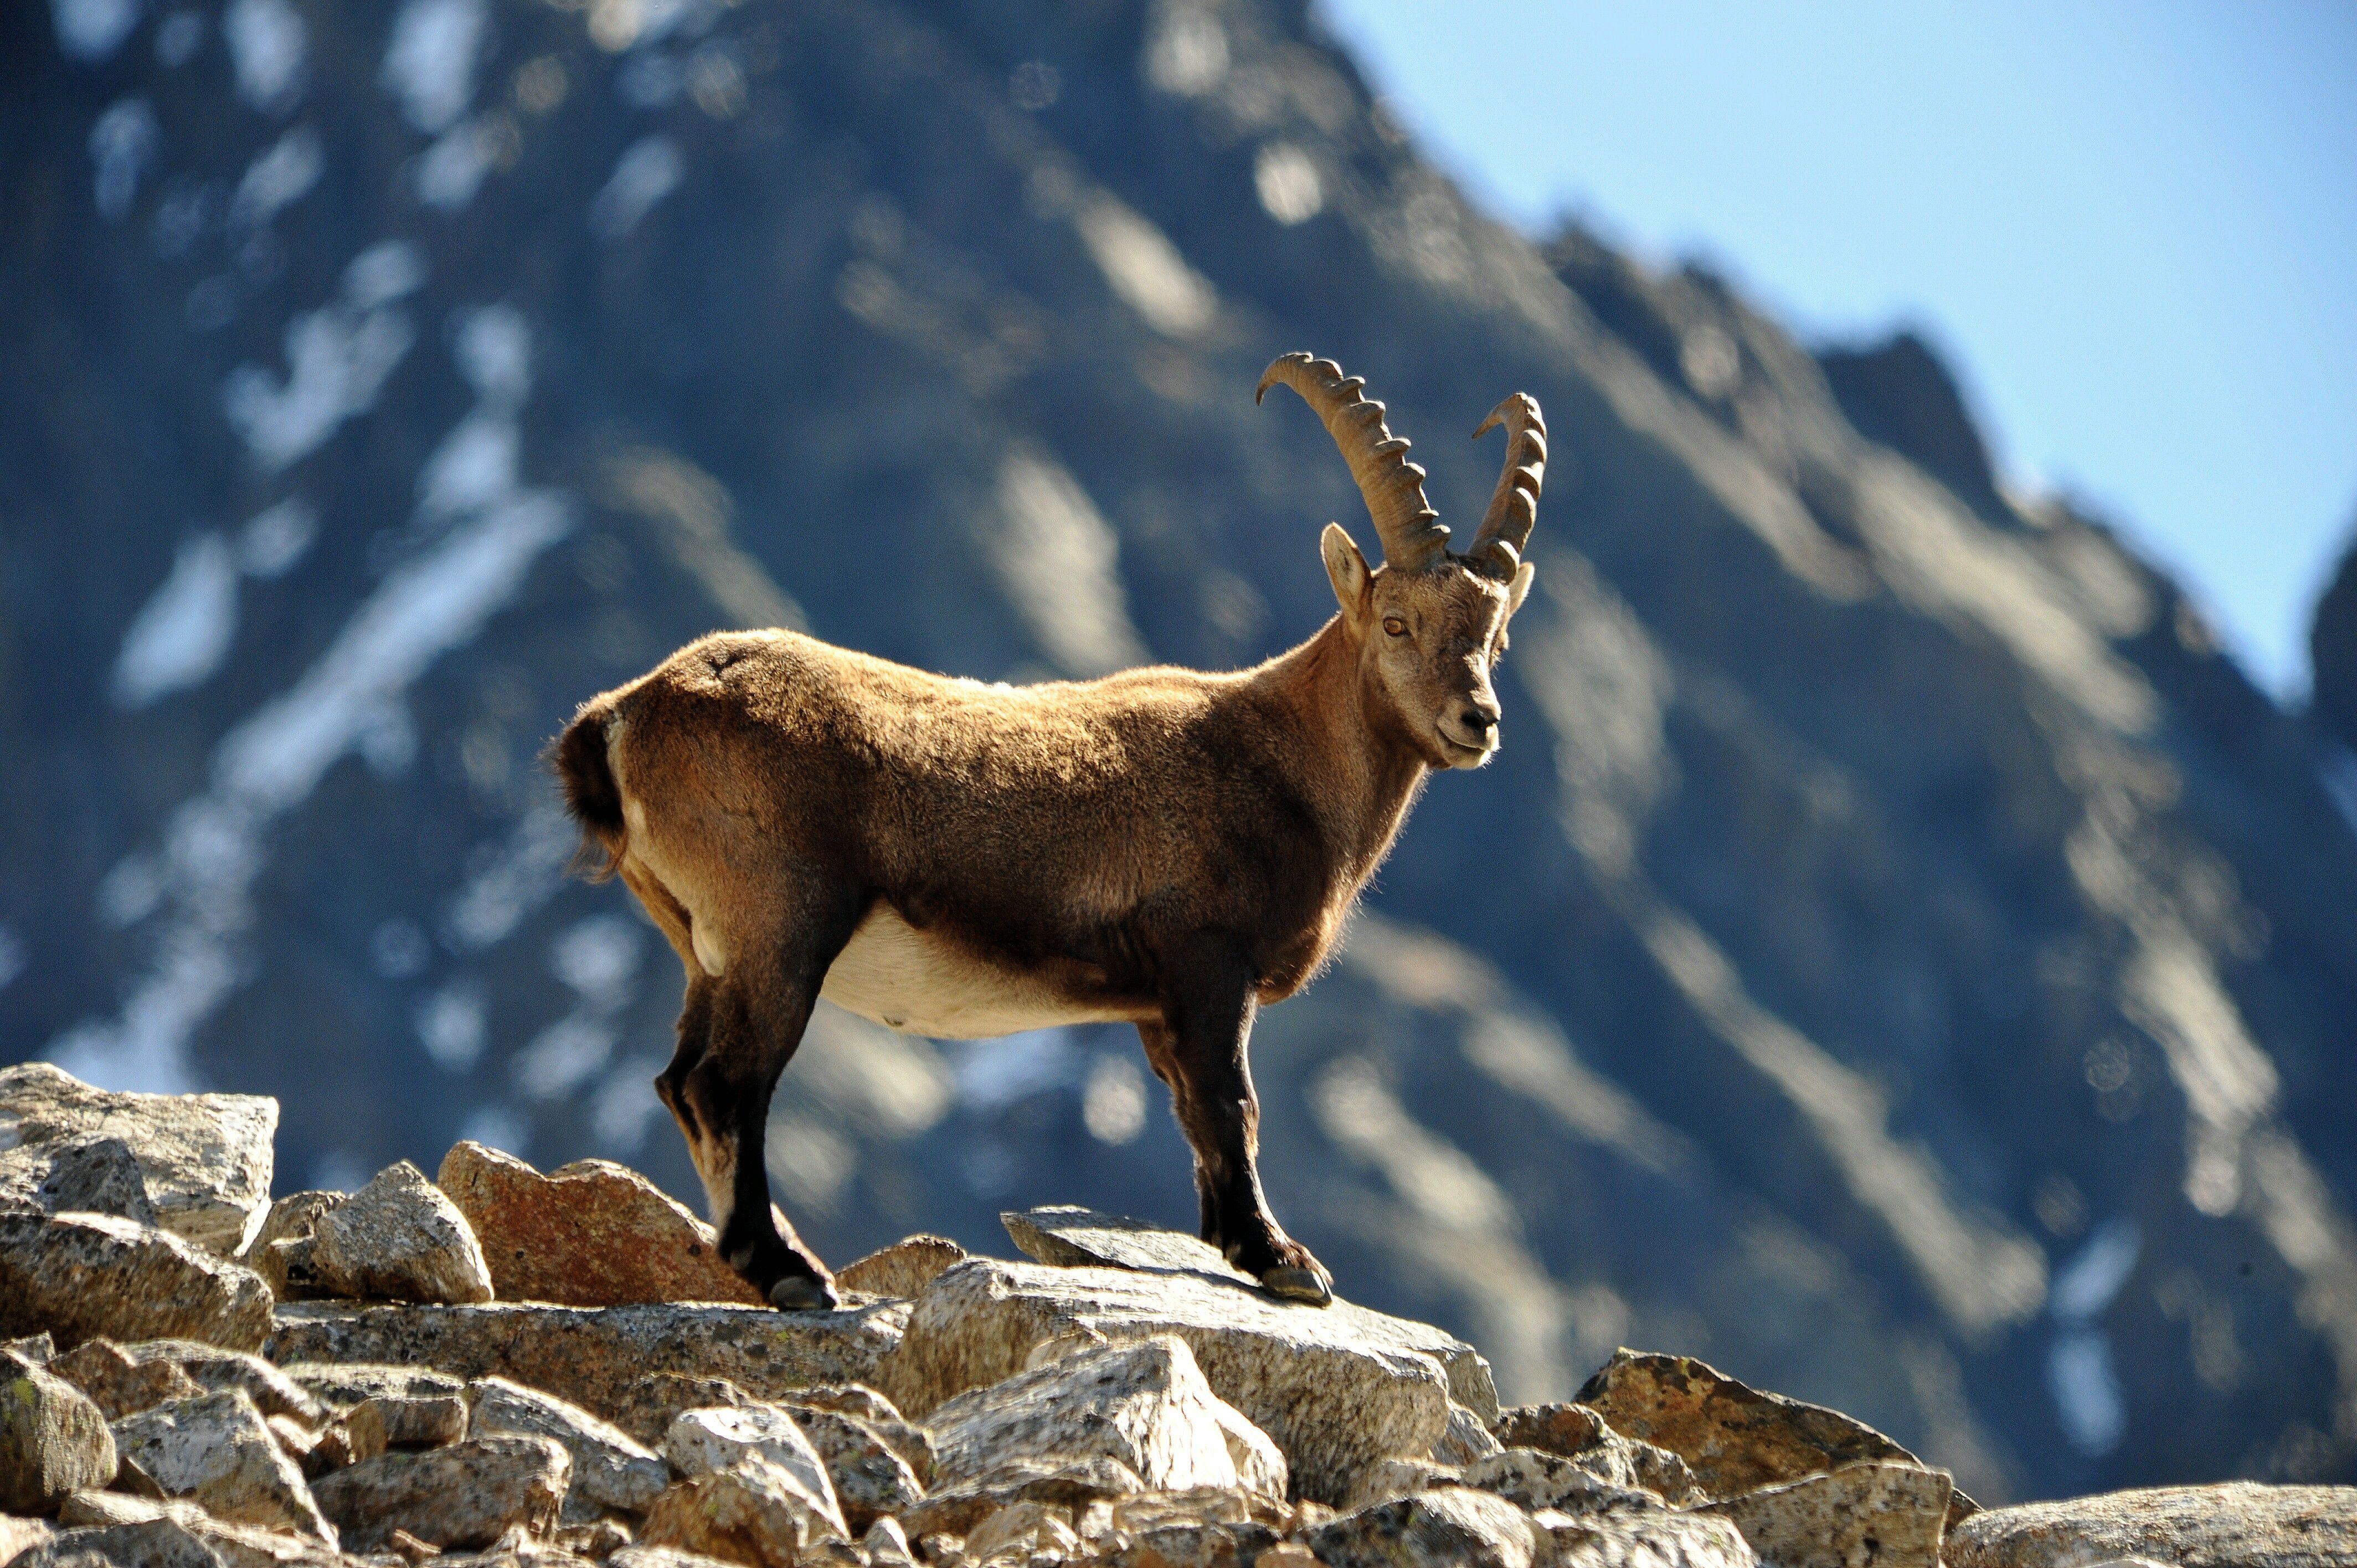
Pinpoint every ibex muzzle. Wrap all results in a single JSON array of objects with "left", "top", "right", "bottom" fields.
[{"left": 554, "top": 354, "right": 1545, "bottom": 1309}]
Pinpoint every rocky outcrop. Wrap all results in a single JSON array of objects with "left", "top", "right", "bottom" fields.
[
  {"left": 438, "top": 1143, "right": 764, "bottom": 1309},
  {"left": 4, "top": 1068, "right": 2344, "bottom": 1565}
]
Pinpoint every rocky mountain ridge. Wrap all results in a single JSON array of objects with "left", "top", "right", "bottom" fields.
[
  {"left": 6, "top": 0, "right": 2357, "bottom": 1501},
  {"left": 6, "top": 1066, "right": 2353, "bottom": 1566}
]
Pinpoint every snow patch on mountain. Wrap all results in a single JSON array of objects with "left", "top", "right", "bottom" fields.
[
  {"left": 223, "top": 0, "right": 305, "bottom": 114},
  {"left": 382, "top": 0, "right": 487, "bottom": 134},
  {"left": 52, "top": 0, "right": 142, "bottom": 62}
]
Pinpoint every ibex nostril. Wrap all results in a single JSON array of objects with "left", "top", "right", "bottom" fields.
[{"left": 1462, "top": 706, "right": 1497, "bottom": 734}]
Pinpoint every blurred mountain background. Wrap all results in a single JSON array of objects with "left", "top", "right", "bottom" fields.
[{"left": 6, "top": 0, "right": 2356, "bottom": 1507}]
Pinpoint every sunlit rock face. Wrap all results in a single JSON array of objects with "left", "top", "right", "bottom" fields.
[{"left": 4, "top": 0, "right": 2355, "bottom": 1503}]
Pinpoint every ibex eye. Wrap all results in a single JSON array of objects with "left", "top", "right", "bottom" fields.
[{"left": 1382, "top": 616, "right": 1408, "bottom": 637}]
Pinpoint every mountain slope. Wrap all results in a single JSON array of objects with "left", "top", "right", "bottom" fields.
[{"left": 5, "top": 0, "right": 2354, "bottom": 1499}]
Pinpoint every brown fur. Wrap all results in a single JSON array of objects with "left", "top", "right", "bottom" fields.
[{"left": 555, "top": 385, "right": 1538, "bottom": 1309}]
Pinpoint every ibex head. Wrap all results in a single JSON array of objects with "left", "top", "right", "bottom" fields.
[{"left": 1258, "top": 353, "right": 1543, "bottom": 770}]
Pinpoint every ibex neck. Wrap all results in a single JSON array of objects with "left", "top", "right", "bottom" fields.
[{"left": 1255, "top": 616, "right": 1429, "bottom": 885}]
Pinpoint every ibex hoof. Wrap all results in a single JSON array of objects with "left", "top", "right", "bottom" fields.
[
  {"left": 1260, "top": 1265, "right": 1332, "bottom": 1306},
  {"left": 769, "top": 1275, "right": 840, "bottom": 1312}
]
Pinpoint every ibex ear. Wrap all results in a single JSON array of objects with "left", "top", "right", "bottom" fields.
[
  {"left": 1505, "top": 560, "right": 1536, "bottom": 618},
  {"left": 1321, "top": 523, "right": 1372, "bottom": 627}
]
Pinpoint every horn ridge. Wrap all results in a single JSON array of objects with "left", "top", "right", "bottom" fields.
[
  {"left": 1470, "top": 391, "right": 1545, "bottom": 576},
  {"left": 1257, "top": 352, "right": 1450, "bottom": 570}
]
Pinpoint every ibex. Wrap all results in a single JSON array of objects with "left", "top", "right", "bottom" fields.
[{"left": 554, "top": 354, "right": 1545, "bottom": 1309}]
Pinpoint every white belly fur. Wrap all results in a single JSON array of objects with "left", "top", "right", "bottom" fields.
[{"left": 820, "top": 906, "right": 1131, "bottom": 1039}]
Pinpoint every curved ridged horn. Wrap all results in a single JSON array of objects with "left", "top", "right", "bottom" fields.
[
  {"left": 1468, "top": 392, "right": 1545, "bottom": 577},
  {"left": 1256, "top": 352, "right": 1449, "bottom": 571}
]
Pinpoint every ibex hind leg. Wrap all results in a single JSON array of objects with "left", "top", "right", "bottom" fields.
[{"left": 666, "top": 886, "right": 858, "bottom": 1311}]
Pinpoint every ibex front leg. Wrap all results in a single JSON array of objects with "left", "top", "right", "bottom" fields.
[{"left": 1147, "top": 936, "right": 1334, "bottom": 1306}]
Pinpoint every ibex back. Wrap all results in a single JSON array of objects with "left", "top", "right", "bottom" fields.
[{"left": 554, "top": 353, "right": 1546, "bottom": 1309}]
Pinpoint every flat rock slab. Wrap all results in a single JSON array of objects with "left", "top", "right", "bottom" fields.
[
  {"left": 927, "top": 1334, "right": 1285, "bottom": 1499},
  {"left": 885, "top": 1256, "right": 1484, "bottom": 1504},
  {"left": 0, "top": 1064, "right": 277, "bottom": 1257},
  {"left": 265, "top": 1299, "right": 907, "bottom": 1430},
  {"left": 310, "top": 1162, "right": 493, "bottom": 1306},
  {"left": 1002, "top": 1206, "right": 1263, "bottom": 1289},
  {"left": 1946, "top": 1483, "right": 2357, "bottom": 1568},
  {"left": 1696, "top": 1460, "right": 1951, "bottom": 1568},
  {"left": 1576, "top": 1350, "right": 1973, "bottom": 1526},
  {"left": 439, "top": 1142, "right": 763, "bottom": 1309},
  {"left": 0, "top": 1210, "right": 273, "bottom": 1353}
]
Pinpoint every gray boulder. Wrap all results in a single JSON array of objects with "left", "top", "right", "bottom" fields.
[
  {"left": 1533, "top": 1508, "right": 1761, "bottom": 1568},
  {"left": 0, "top": 1138, "right": 157, "bottom": 1229},
  {"left": 307, "top": 1163, "right": 493, "bottom": 1306},
  {"left": 0, "top": 1352, "right": 117, "bottom": 1516},
  {"left": 778, "top": 1401, "right": 925, "bottom": 1534},
  {"left": 663, "top": 1406, "right": 846, "bottom": 1536},
  {"left": 883, "top": 1256, "right": 1479, "bottom": 1503},
  {"left": 109, "top": 1389, "right": 335, "bottom": 1545},
  {"left": 1695, "top": 1460, "right": 1952, "bottom": 1568},
  {"left": 469, "top": 1376, "right": 668, "bottom": 1519},
  {"left": 0, "top": 1065, "right": 276, "bottom": 1257},
  {"left": 1300, "top": 1486, "right": 1543, "bottom": 1567},
  {"left": 639, "top": 1455, "right": 848, "bottom": 1567},
  {"left": 925, "top": 1333, "right": 1285, "bottom": 1499},
  {"left": 1946, "top": 1483, "right": 2357, "bottom": 1568},
  {"left": 310, "top": 1432, "right": 569, "bottom": 1552},
  {"left": 1460, "top": 1449, "right": 1670, "bottom": 1518},
  {"left": 45, "top": 1339, "right": 204, "bottom": 1421},
  {"left": 0, "top": 1210, "right": 272, "bottom": 1353},
  {"left": 832, "top": 1236, "right": 967, "bottom": 1301}
]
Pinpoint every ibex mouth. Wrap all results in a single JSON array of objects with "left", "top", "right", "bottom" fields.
[{"left": 1438, "top": 727, "right": 1498, "bottom": 768}]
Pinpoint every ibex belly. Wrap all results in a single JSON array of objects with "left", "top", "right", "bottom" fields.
[{"left": 820, "top": 905, "right": 1135, "bottom": 1039}]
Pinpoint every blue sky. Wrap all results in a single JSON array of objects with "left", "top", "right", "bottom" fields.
[{"left": 1319, "top": 1, "right": 2357, "bottom": 699}]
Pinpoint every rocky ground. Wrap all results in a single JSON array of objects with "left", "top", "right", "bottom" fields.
[{"left": 5, "top": 1067, "right": 2352, "bottom": 1566}]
